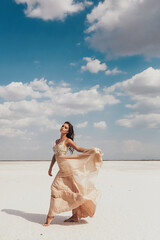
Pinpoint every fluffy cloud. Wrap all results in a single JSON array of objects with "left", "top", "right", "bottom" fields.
[
  {"left": 0, "top": 78, "right": 119, "bottom": 137},
  {"left": 93, "top": 121, "right": 107, "bottom": 129},
  {"left": 117, "top": 113, "right": 160, "bottom": 128},
  {"left": 0, "top": 81, "right": 41, "bottom": 100},
  {"left": 104, "top": 67, "right": 160, "bottom": 97},
  {"left": 76, "top": 121, "right": 88, "bottom": 128},
  {"left": 81, "top": 57, "right": 123, "bottom": 75},
  {"left": 15, "top": 0, "right": 93, "bottom": 21},
  {"left": 105, "top": 67, "right": 124, "bottom": 75},
  {"left": 104, "top": 67, "right": 160, "bottom": 128},
  {"left": 81, "top": 57, "right": 107, "bottom": 73},
  {"left": 0, "top": 127, "right": 31, "bottom": 138},
  {"left": 86, "top": 0, "right": 160, "bottom": 58}
]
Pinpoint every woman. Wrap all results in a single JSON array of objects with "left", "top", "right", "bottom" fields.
[{"left": 43, "top": 121, "right": 103, "bottom": 226}]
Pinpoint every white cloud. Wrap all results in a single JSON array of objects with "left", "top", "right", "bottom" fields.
[
  {"left": 15, "top": 0, "right": 92, "bottom": 21},
  {"left": 0, "top": 78, "right": 119, "bottom": 138},
  {"left": 116, "top": 113, "right": 160, "bottom": 129},
  {"left": 81, "top": 57, "right": 107, "bottom": 73},
  {"left": 0, "top": 127, "right": 30, "bottom": 138},
  {"left": 105, "top": 67, "right": 124, "bottom": 75},
  {"left": 48, "top": 80, "right": 54, "bottom": 85},
  {"left": 59, "top": 81, "right": 70, "bottom": 87},
  {"left": 70, "top": 62, "right": 76, "bottom": 66},
  {"left": 104, "top": 67, "right": 160, "bottom": 98},
  {"left": 104, "top": 67, "right": 160, "bottom": 128},
  {"left": 76, "top": 121, "right": 88, "bottom": 128},
  {"left": 0, "top": 81, "right": 41, "bottom": 100},
  {"left": 93, "top": 121, "right": 107, "bottom": 129},
  {"left": 84, "top": 1, "right": 93, "bottom": 7},
  {"left": 86, "top": 0, "right": 160, "bottom": 58},
  {"left": 81, "top": 57, "right": 122, "bottom": 75},
  {"left": 0, "top": 84, "right": 119, "bottom": 117},
  {"left": 29, "top": 78, "right": 50, "bottom": 91}
]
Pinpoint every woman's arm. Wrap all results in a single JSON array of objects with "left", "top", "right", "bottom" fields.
[
  {"left": 66, "top": 139, "right": 88, "bottom": 153},
  {"left": 48, "top": 154, "right": 56, "bottom": 176}
]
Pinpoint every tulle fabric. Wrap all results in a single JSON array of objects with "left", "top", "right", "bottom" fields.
[{"left": 48, "top": 144, "right": 103, "bottom": 219}]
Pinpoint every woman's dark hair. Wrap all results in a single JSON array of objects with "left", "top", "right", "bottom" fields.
[{"left": 65, "top": 121, "right": 74, "bottom": 154}]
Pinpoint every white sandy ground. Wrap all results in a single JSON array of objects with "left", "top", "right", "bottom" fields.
[{"left": 0, "top": 161, "right": 160, "bottom": 240}]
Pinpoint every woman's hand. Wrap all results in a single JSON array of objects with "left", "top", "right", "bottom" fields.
[{"left": 48, "top": 167, "right": 53, "bottom": 176}]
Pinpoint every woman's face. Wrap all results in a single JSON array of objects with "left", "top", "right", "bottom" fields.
[{"left": 60, "top": 123, "right": 69, "bottom": 135}]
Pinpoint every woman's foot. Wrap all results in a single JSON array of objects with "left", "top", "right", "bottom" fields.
[
  {"left": 43, "top": 215, "right": 54, "bottom": 226},
  {"left": 64, "top": 213, "right": 79, "bottom": 222}
]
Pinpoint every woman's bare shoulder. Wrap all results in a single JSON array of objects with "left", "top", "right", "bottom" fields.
[
  {"left": 66, "top": 138, "right": 74, "bottom": 146},
  {"left": 66, "top": 138, "right": 73, "bottom": 143}
]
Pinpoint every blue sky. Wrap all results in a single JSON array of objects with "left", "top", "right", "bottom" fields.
[{"left": 1, "top": 0, "right": 160, "bottom": 160}]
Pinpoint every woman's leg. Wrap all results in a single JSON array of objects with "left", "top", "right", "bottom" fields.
[
  {"left": 42, "top": 193, "right": 55, "bottom": 226},
  {"left": 64, "top": 209, "right": 79, "bottom": 222},
  {"left": 43, "top": 215, "right": 55, "bottom": 226}
]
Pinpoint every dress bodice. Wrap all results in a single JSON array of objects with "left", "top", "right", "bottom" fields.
[{"left": 53, "top": 139, "right": 69, "bottom": 156}]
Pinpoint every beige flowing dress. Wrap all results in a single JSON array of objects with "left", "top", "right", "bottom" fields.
[{"left": 47, "top": 139, "right": 103, "bottom": 219}]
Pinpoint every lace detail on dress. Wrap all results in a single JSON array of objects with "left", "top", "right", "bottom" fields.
[{"left": 53, "top": 139, "right": 68, "bottom": 155}]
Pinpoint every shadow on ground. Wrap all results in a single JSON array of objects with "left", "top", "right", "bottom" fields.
[{"left": 1, "top": 209, "right": 88, "bottom": 226}]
